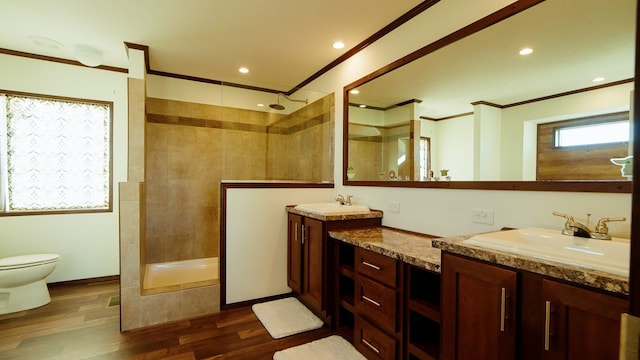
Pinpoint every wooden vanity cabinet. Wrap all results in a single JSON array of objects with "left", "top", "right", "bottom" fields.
[
  {"left": 287, "top": 213, "right": 326, "bottom": 316},
  {"left": 334, "top": 240, "right": 443, "bottom": 360},
  {"left": 441, "top": 253, "right": 629, "bottom": 360},
  {"left": 287, "top": 212, "right": 381, "bottom": 321},
  {"left": 353, "top": 247, "right": 403, "bottom": 360},
  {"left": 541, "top": 278, "right": 628, "bottom": 360},
  {"left": 441, "top": 253, "right": 518, "bottom": 360},
  {"left": 405, "top": 265, "right": 441, "bottom": 360}
]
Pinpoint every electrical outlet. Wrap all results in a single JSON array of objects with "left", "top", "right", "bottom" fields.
[
  {"left": 472, "top": 208, "right": 494, "bottom": 225},
  {"left": 388, "top": 201, "right": 400, "bottom": 213}
]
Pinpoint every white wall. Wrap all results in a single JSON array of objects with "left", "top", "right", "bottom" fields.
[
  {"left": 307, "top": 0, "right": 633, "bottom": 239},
  {"left": 0, "top": 54, "right": 127, "bottom": 282},
  {"left": 225, "top": 186, "right": 334, "bottom": 304},
  {"left": 148, "top": 0, "right": 632, "bottom": 243}
]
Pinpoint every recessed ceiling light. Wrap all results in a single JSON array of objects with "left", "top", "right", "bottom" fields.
[
  {"left": 333, "top": 42, "right": 345, "bottom": 49},
  {"left": 519, "top": 48, "right": 533, "bottom": 55},
  {"left": 593, "top": 77, "right": 605, "bottom": 83},
  {"left": 350, "top": 89, "right": 360, "bottom": 94},
  {"left": 359, "top": 104, "right": 366, "bottom": 108},
  {"left": 239, "top": 67, "right": 249, "bottom": 74},
  {"left": 28, "top": 36, "right": 63, "bottom": 50},
  {"left": 257, "top": 103, "right": 264, "bottom": 107}
]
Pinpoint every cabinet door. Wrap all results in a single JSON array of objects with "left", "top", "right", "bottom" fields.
[
  {"left": 441, "top": 253, "right": 517, "bottom": 360},
  {"left": 541, "top": 279, "right": 628, "bottom": 360},
  {"left": 302, "top": 217, "right": 325, "bottom": 312},
  {"left": 287, "top": 213, "right": 303, "bottom": 294}
]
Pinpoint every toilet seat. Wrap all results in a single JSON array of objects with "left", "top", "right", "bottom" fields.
[{"left": 0, "top": 254, "right": 61, "bottom": 270}]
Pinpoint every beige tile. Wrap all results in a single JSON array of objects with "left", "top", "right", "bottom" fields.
[
  {"left": 120, "top": 286, "right": 141, "bottom": 331},
  {"left": 146, "top": 151, "right": 168, "bottom": 181},
  {"left": 145, "top": 235, "right": 168, "bottom": 264},
  {"left": 181, "top": 285, "right": 220, "bottom": 318},
  {"left": 121, "top": 244, "right": 141, "bottom": 288},
  {"left": 140, "top": 291, "right": 183, "bottom": 327},
  {"left": 119, "top": 182, "right": 141, "bottom": 201},
  {"left": 119, "top": 200, "right": 141, "bottom": 246}
]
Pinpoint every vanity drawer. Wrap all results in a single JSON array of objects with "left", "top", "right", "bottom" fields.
[
  {"left": 355, "top": 247, "right": 397, "bottom": 287},
  {"left": 355, "top": 275, "right": 397, "bottom": 332},
  {"left": 355, "top": 316, "right": 397, "bottom": 360}
]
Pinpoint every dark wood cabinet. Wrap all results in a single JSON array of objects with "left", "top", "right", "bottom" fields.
[
  {"left": 287, "top": 214, "right": 303, "bottom": 294},
  {"left": 405, "top": 265, "right": 441, "bottom": 360},
  {"left": 441, "top": 253, "right": 517, "bottom": 360},
  {"left": 541, "top": 278, "right": 628, "bottom": 360},
  {"left": 287, "top": 210, "right": 382, "bottom": 321},
  {"left": 334, "top": 240, "right": 442, "bottom": 360},
  {"left": 301, "top": 217, "right": 324, "bottom": 313},
  {"left": 441, "top": 252, "right": 629, "bottom": 360},
  {"left": 286, "top": 213, "right": 326, "bottom": 316}
]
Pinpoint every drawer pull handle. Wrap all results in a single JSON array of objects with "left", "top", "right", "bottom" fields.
[
  {"left": 362, "top": 261, "right": 381, "bottom": 270},
  {"left": 362, "top": 295, "right": 381, "bottom": 307},
  {"left": 544, "top": 301, "right": 551, "bottom": 351},
  {"left": 362, "top": 338, "right": 380, "bottom": 354},
  {"left": 500, "top": 287, "right": 506, "bottom": 332}
]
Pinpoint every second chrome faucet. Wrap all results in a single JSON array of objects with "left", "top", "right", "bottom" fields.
[{"left": 553, "top": 211, "right": 625, "bottom": 240}]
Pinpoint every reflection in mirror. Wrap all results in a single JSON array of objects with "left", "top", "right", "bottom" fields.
[{"left": 345, "top": 0, "right": 634, "bottom": 192}]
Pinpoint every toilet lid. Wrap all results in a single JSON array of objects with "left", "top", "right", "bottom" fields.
[{"left": 0, "top": 254, "right": 61, "bottom": 269}]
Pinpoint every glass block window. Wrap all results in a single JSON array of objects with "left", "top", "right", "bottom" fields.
[{"left": 0, "top": 92, "right": 112, "bottom": 214}]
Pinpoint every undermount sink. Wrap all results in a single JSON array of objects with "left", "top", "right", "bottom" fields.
[
  {"left": 294, "top": 202, "right": 370, "bottom": 215},
  {"left": 463, "top": 227, "right": 629, "bottom": 276}
]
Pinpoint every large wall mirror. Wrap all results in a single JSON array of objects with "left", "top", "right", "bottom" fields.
[{"left": 344, "top": 0, "right": 634, "bottom": 192}]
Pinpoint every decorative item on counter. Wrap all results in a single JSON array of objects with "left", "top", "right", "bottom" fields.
[
  {"left": 347, "top": 166, "right": 356, "bottom": 180},
  {"left": 388, "top": 170, "right": 396, "bottom": 179},
  {"left": 428, "top": 169, "right": 434, "bottom": 181},
  {"left": 610, "top": 156, "right": 633, "bottom": 178},
  {"left": 440, "top": 169, "right": 451, "bottom": 181}
]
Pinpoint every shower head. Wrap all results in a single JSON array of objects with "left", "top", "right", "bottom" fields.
[
  {"left": 269, "top": 102, "right": 285, "bottom": 110},
  {"left": 269, "top": 93, "right": 308, "bottom": 111}
]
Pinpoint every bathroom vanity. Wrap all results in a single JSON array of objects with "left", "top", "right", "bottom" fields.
[
  {"left": 286, "top": 205, "right": 630, "bottom": 359},
  {"left": 435, "top": 236, "right": 629, "bottom": 360},
  {"left": 286, "top": 205, "right": 383, "bottom": 321}
]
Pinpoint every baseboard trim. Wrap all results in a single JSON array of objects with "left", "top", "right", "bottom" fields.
[{"left": 48, "top": 275, "right": 120, "bottom": 288}]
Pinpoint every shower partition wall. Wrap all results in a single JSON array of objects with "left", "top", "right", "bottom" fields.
[{"left": 142, "top": 92, "right": 334, "bottom": 293}]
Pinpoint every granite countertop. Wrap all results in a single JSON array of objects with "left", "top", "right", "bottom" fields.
[
  {"left": 328, "top": 224, "right": 628, "bottom": 295},
  {"left": 432, "top": 235, "right": 629, "bottom": 296},
  {"left": 328, "top": 227, "right": 441, "bottom": 273},
  {"left": 286, "top": 205, "right": 384, "bottom": 222}
]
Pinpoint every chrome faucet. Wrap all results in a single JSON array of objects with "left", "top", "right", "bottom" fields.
[
  {"left": 335, "top": 194, "right": 353, "bottom": 205},
  {"left": 553, "top": 212, "right": 625, "bottom": 240}
]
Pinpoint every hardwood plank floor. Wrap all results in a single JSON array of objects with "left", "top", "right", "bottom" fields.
[{"left": 0, "top": 280, "right": 331, "bottom": 359}]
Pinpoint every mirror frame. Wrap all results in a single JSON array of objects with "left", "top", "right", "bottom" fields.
[{"left": 343, "top": 0, "right": 632, "bottom": 193}]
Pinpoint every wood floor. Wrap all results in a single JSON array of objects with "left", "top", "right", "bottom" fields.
[{"left": 0, "top": 280, "right": 331, "bottom": 360}]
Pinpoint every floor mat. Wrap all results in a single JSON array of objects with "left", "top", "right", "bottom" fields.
[
  {"left": 252, "top": 297, "right": 323, "bottom": 339},
  {"left": 273, "top": 335, "right": 366, "bottom": 360}
]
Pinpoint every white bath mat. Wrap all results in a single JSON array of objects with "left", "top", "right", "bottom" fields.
[
  {"left": 273, "top": 335, "right": 366, "bottom": 360},
  {"left": 252, "top": 297, "right": 323, "bottom": 339}
]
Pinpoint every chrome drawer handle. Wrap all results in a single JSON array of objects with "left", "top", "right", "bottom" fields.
[
  {"left": 362, "top": 295, "right": 381, "bottom": 307},
  {"left": 362, "top": 261, "right": 381, "bottom": 270},
  {"left": 362, "top": 338, "right": 380, "bottom": 354},
  {"left": 544, "top": 301, "right": 551, "bottom": 351},
  {"left": 500, "top": 287, "right": 506, "bottom": 332}
]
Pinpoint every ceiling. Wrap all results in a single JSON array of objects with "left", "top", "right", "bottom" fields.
[
  {"left": 0, "top": 0, "right": 426, "bottom": 92},
  {"left": 350, "top": 0, "right": 636, "bottom": 120}
]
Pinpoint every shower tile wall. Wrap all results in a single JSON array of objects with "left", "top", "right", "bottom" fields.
[{"left": 145, "top": 94, "right": 334, "bottom": 264}]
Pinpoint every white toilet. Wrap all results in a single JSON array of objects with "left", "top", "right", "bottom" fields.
[{"left": 0, "top": 254, "right": 61, "bottom": 314}]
